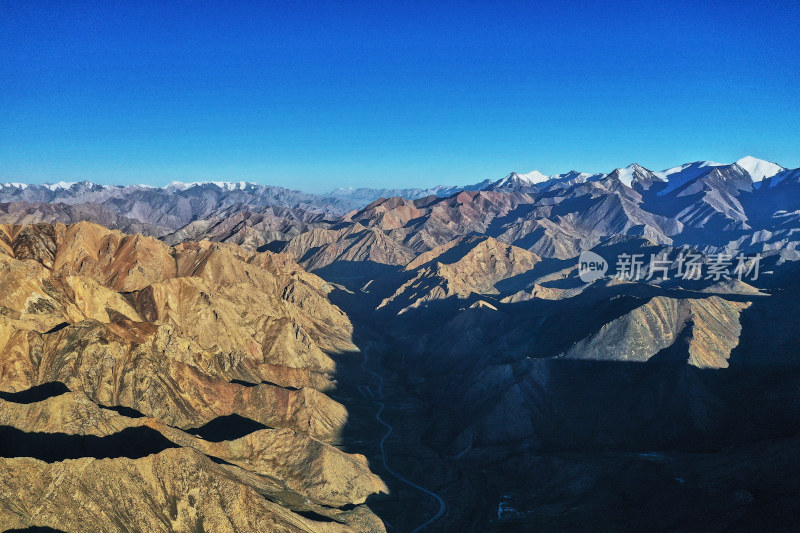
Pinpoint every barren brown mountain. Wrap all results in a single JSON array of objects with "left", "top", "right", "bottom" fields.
[{"left": 0, "top": 221, "right": 387, "bottom": 532}]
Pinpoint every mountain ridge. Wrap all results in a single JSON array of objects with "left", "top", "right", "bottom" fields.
[{"left": 4, "top": 156, "right": 787, "bottom": 212}]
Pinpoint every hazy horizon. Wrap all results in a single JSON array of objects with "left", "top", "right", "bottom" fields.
[{"left": 0, "top": 153, "right": 794, "bottom": 195}]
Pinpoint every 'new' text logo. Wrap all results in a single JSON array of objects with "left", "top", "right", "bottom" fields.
[{"left": 578, "top": 251, "right": 608, "bottom": 282}]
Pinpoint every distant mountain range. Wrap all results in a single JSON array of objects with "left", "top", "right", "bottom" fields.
[
  {"left": 328, "top": 155, "right": 788, "bottom": 204},
  {"left": 3, "top": 156, "right": 796, "bottom": 258},
  {"left": 3, "top": 156, "right": 790, "bottom": 213}
]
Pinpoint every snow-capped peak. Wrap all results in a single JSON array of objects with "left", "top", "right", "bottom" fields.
[
  {"left": 562, "top": 170, "right": 593, "bottom": 180},
  {"left": 0, "top": 181, "right": 109, "bottom": 191},
  {"left": 515, "top": 170, "right": 550, "bottom": 184},
  {"left": 734, "top": 156, "right": 784, "bottom": 182},
  {"left": 44, "top": 181, "right": 77, "bottom": 190},
  {"left": 496, "top": 171, "right": 550, "bottom": 186},
  {"left": 611, "top": 164, "right": 642, "bottom": 188},
  {"left": 166, "top": 181, "right": 254, "bottom": 191},
  {"left": 656, "top": 160, "right": 722, "bottom": 180},
  {"left": 490, "top": 170, "right": 551, "bottom": 190},
  {"left": 655, "top": 161, "right": 724, "bottom": 196}
]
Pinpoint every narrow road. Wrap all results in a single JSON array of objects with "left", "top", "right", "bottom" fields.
[{"left": 360, "top": 342, "right": 446, "bottom": 532}]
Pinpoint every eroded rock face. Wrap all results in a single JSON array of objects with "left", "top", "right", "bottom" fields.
[
  {"left": 560, "top": 295, "right": 750, "bottom": 368},
  {"left": 161, "top": 204, "right": 332, "bottom": 250},
  {"left": 0, "top": 448, "right": 383, "bottom": 533},
  {"left": 281, "top": 224, "right": 416, "bottom": 272},
  {"left": 0, "top": 392, "right": 386, "bottom": 509},
  {"left": 0, "top": 222, "right": 386, "bottom": 531},
  {"left": 378, "top": 236, "right": 542, "bottom": 313}
]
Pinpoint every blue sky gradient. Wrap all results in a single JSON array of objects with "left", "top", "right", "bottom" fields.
[{"left": 1, "top": 0, "right": 798, "bottom": 191}]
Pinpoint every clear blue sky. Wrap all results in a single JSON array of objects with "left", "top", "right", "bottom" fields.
[{"left": 1, "top": 0, "right": 798, "bottom": 192}]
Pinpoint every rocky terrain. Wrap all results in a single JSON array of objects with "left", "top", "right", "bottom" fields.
[
  {"left": 2, "top": 156, "right": 800, "bottom": 531},
  {"left": 0, "top": 221, "right": 387, "bottom": 532}
]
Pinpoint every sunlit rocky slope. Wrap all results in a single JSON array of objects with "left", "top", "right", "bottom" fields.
[{"left": 0, "top": 221, "right": 386, "bottom": 532}]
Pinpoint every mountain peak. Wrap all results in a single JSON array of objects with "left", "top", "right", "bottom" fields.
[
  {"left": 487, "top": 170, "right": 550, "bottom": 191},
  {"left": 44, "top": 181, "right": 78, "bottom": 190},
  {"left": 166, "top": 180, "right": 255, "bottom": 191},
  {"left": 517, "top": 170, "right": 550, "bottom": 184},
  {"left": 611, "top": 164, "right": 644, "bottom": 187},
  {"left": 655, "top": 161, "right": 724, "bottom": 196},
  {"left": 734, "top": 156, "right": 784, "bottom": 182},
  {"left": 504, "top": 170, "right": 550, "bottom": 185}
]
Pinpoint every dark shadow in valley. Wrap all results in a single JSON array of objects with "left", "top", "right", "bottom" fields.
[
  {"left": 0, "top": 425, "right": 178, "bottom": 462},
  {"left": 231, "top": 378, "right": 299, "bottom": 391},
  {"left": 43, "top": 322, "right": 69, "bottom": 334},
  {"left": 321, "top": 293, "right": 453, "bottom": 532},
  {"left": 315, "top": 261, "right": 404, "bottom": 293},
  {"left": 0, "top": 382, "right": 70, "bottom": 404},
  {"left": 293, "top": 510, "right": 340, "bottom": 523},
  {"left": 257, "top": 240, "right": 288, "bottom": 253},
  {"left": 728, "top": 259, "right": 800, "bottom": 368},
  {"left": 187, "top": 414, "right": 271, "bottom": 442},
  {"left": 98, "top": 404, "right": 146, "bottom": 418},
  {"left": 319, "top": 257, "right": 800, "bottom": 531}
]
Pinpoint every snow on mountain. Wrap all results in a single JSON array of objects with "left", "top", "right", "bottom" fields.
[
  {"left": 613, "top": 165, "right": 637, "bottom": 187},
  {"left": 3, "top": 157, "right": 793, "bottom": 213},
  {"left": 45, "top": 181, "right": 78, "bottom": 190},
  {"left": 656, "top": 161, "right": 724, "bottom": 196},
  {"left": 608, "top": 164, "right": 648, "bottom": 188},
  {"left": 0, "top": 181, "right": 109, "bottom": 192},
  {"left": 540, "top": 170, "right": 606, "bottom": 189},
  {"left": 166, "top": 181, "right": 254, "bottom": 191},
  {"left": 516, "top": 170, "right": 550, "bottom": 184},
  {"left": 0, "top": 180, "right": 253, "bottom": 192},
  {"left": 604, "top": 164, "right": 666, "bottom": 190},
  {"left": 485, "top": 171, "right": 553, "bottom": 192},
  {"left": 735, "top": 156, "right": 784, "bottom": 183},
  {"left": 558, "top": 171, "right": 597, "bottom": 182},
  {"left": 761, "top": 168, "right": 800, "bottom": 188},
  {"left": 493, "top": 171, "right": 550, "bottom": 188}
]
